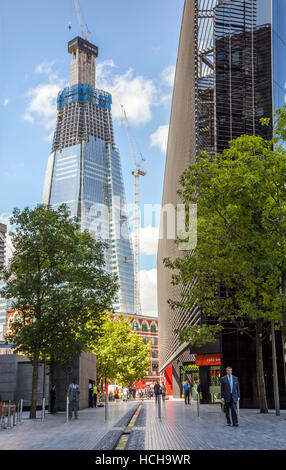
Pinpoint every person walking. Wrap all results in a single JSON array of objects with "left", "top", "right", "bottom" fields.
[
  {"left": 161, "top": 382, "right": 167, "bottom": 401},
  {"left": 183, "top": 381, "right": 190, "bottom": 404},
  {"left": 221, "top": 366, "right": 240, "bottom": 427},
  {"left": 50, "top": 384, "right": 56, "bottom": 414},
  {"left": 154, "top": 380, "right": 162, "bottom": 404},
  {"left": 68, "top": 378, "right": 80, "bottom": 420},
  {"left": 89, "top": 384, "right": 93, "bottom": 408},
  {"left": 93, "top": 383, "right": 98, "bottom": 408}
]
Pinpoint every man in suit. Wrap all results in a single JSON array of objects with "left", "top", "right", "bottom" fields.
[
  {"left": 221, "top": 366, "right": 240, "bottom": 427},
  {"left": 68, "top": 378, "right": 80, "bottom": 420}
]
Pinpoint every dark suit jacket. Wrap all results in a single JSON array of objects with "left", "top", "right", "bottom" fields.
[{"left": 221, "top": 375, "right": 240, "bottom": 403}]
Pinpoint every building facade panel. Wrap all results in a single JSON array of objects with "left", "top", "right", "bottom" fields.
[{"left": 158, "top": 0, "right": 286, "bottom": 405}]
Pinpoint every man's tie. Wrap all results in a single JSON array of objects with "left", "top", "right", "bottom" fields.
[{"left": 228, "top": 375, "right": 232, "bottom": 393}]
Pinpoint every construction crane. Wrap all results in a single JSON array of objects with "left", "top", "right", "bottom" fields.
[
  {"left": 121, "top": 104, "right": 146, "bottom": 316},
  {"left": 74, "top": 0, "right": 91, "bottom": 41}
]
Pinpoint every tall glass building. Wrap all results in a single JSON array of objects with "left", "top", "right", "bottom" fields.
[
  {"left": 43, "top": 36, "right": 135, "bottom": 314},
  {"left": 158, "top": 0, "right": 286, "bottom": 405}
]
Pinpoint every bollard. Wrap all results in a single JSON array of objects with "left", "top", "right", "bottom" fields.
[
  {"left": 7, "top": 401, "right": 12, "bottom": 428},
  {"left": 41, "top": 397, "right": 46, "bottom": 422},
  {"left": 16, "top": 401, "right": 19, "bottom": 424},
  {"left": 158, "top": 394, "right": 162, "bottom": 420},
  {"left": 66, "top": 396, "right": 69, "bottom": 423},
  {"left": 104, "top": 393, "right": 108, "bottom": 421},
  {"left": 197, "top": 393, "right": 200, "bottom": 417},
  {"left": 13, "top": 406, "right": 16, "bottom": 426},
  {"left": 20, "top": 399, "right": 23, "bottom": 422}
]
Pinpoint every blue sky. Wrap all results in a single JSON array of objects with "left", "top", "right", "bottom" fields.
[{"left": 0, "top": 0, "right": 184, "bottom": 316}]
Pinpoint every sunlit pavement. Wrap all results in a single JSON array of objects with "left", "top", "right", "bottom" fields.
[
  {"left": 127, "top": 399, "right": 286, "bottom": 450},
  {"left": 1, "top": 399, "right": 286, "bottom": 450},
  {"left": 0, "top": 401, "right": 139, "bottom": 450}
]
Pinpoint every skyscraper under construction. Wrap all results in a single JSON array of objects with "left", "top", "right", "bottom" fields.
[{"left": 43, "top": 36, "right": 135, "bottom": 314}]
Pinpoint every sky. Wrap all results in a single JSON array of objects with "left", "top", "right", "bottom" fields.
[{"left": 0, "top": 0, "right": 185, "bottom": 317}]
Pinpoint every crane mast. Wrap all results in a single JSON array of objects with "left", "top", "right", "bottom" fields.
[
  {"left": 121, "top": 105, "right": 146, "bottom": 316},
  {"left": 74, "top": 0, "right": 90, "bottom": 40}
]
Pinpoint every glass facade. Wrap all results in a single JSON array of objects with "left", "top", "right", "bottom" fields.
[
  {"left": 43, "top": 38, "right": 135, "bottom": 314},
  {"left": 272, "top": 0, "right": 286, "bottom": 112},
  {"left": 197, "top": 0, "right": 286, "bottom": 156}
]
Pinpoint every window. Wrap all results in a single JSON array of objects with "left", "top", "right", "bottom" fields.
[
  {"left": 133, "top": 321, "right": 138, "bottom": 331},
  {"left": 151, "top": 337, "right": 157, "bottom": 346},
  {"left": 142, "top": 323, "right": 148, "bottom": 332},
  {"left": 150, "top": 324, "right": 156, "bottom": 333},
  {"left": 151, "top": 351, "right": 157, "bottom": 359},
  {"left": 142, "top": 337, "right": 148, "bottom": 345}
]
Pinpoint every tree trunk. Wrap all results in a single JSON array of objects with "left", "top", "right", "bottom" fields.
[
  {"left": 30, "top": 349, "right": 40, "bottom": 419},
  {"left": 281, "top": 269, "right": 286, "bottom": 390},
  {"left": 255, "top": 320, "right": 268, "bottom": 413}
]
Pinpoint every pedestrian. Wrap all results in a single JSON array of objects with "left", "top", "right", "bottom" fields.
[
  {"left": 161, "top": 382, "right": 166, "bottom": 401},
  {"left": 183, "top": 380, "right": 190, "bottom": 404},
  {"left": 221, "top": 366, "right": 240, "bottom": 427},
  {"left": 68, "top": 378, "right": 80, "bottom": 420},
  {"left": 50, "top": 384, "right": 56, "bottom": 414},
  {"left": 88, "top": 384, "right": 93, "bottom": 408},
  {"left": 93, "top": 383, "right": 98, "bottom": 408},
  {"left": 132, "top": 387, "right": 136, "bottom": 400},
  {"left": 154, "top": 380, "right": 162, "bottom": 404}
]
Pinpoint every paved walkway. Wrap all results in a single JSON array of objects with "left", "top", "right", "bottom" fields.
[
  {"left": 2, "top": 399, "right": 286, "bottom": 450},
  {"left": 127, "top": 399, "right": 286, "bottom": 450},
  {"left": 0, "top": 401, "right": 139, "bottom": 450}
]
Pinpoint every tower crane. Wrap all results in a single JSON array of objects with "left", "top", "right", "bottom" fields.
[
  {"left": 121, "top": 104, "right": 146, "bottom": 316},
  {"left": 74, "top": 0, "right": 91, "bottom": 41}
]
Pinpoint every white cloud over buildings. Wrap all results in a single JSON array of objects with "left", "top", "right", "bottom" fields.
[{"left": 150, "top": 124, "right": 169, "bottom": 154}]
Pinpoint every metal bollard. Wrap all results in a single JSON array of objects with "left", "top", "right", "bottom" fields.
[
  {"left": 41, "top": 397, "right": 46, "bottom": 422},
  {"left": 17, "top": 402, "right": 19, "bottom": 424},
  {"left": 7, "top": 401, "right": 12, "bottom": 428},
  {"left": 158, "top": 394, "right": 162, "bottom": 420},
  {"left": 104, "top": 394, "right": 108, "bottom": 421},
  {"left": 13, "top": 406, "right": 16, "bottom": 426},
  {"left": 66, "top": 396, "right": 69, "bottom": 423},
  {"left": 197, "top": 393, "right": 200, "bottom": 417},
  {"left": 20, "top": 399, "right": 23, "bottom": 422}
]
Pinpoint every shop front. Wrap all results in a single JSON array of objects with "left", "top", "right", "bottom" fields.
[{"left": 180, "top": 353, "right": 221, "bottom": 404}]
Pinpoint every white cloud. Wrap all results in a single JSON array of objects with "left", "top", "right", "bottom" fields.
[
  {"left": 23, "top": 62, "right": 66, "bottom": 134},
  {"left": 131, "top": 226, "right": 159, "bottom": 256},
  {"left": 3, "top": 98, "right": 9, "bottom": 106},
  {"left": 150, "top": 124, "right": 169, "bottom": 154},
  {"left": 140, "top": 269, "right": 157, "bottom": 316},
  {"left": 35, "top": 60, "right": 56, "bottom": 75},
  {"left": 161, "top": 65, "right": 175, "bottom": 87},
  {"left": 96, "top": 60, "right": 157, "bottom": 126}
]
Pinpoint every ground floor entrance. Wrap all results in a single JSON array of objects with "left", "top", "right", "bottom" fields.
[{"left": 179, "top": 354, "right": 221, "bottom": 404}]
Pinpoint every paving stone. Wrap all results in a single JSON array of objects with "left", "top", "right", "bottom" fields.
[{"left": 0, "top": 401, "right": 136, "bottom": 450}]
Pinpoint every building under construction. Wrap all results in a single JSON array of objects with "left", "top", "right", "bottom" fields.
[{"left": 43, "top": 35, "right": 135, "bottom": 314}]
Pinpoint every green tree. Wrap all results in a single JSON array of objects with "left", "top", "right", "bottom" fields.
[
  {"left": 94, "top": 316, "right": 151, "bottom": 387},
  {"left": 165, "top": 109, "right": 286, "bottom": 412},
  {"left": 1, "top": 205, "right": 117, "bottom": 418}
]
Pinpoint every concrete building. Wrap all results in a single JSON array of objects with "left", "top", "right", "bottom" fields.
[
  {"left": 42, "top": 35, "right": 135, "bottom": 314},
  {"left": 158, "top": 0, "right": 286, "bottom": 406}
]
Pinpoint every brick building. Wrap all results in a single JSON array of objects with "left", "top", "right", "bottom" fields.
[{"left": 110, "top": 312, "right": 161, "bottom": 389}]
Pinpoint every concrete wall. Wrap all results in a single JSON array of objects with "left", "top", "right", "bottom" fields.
[
  {"left": 0, "top": 354, "right": 49, "bottom": 407},
  {"left": 158, "top": 0, "right": 198, "bottom": 370},
  {"left": 52, "top": 352, "right": 97, "bottom": 411}
]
